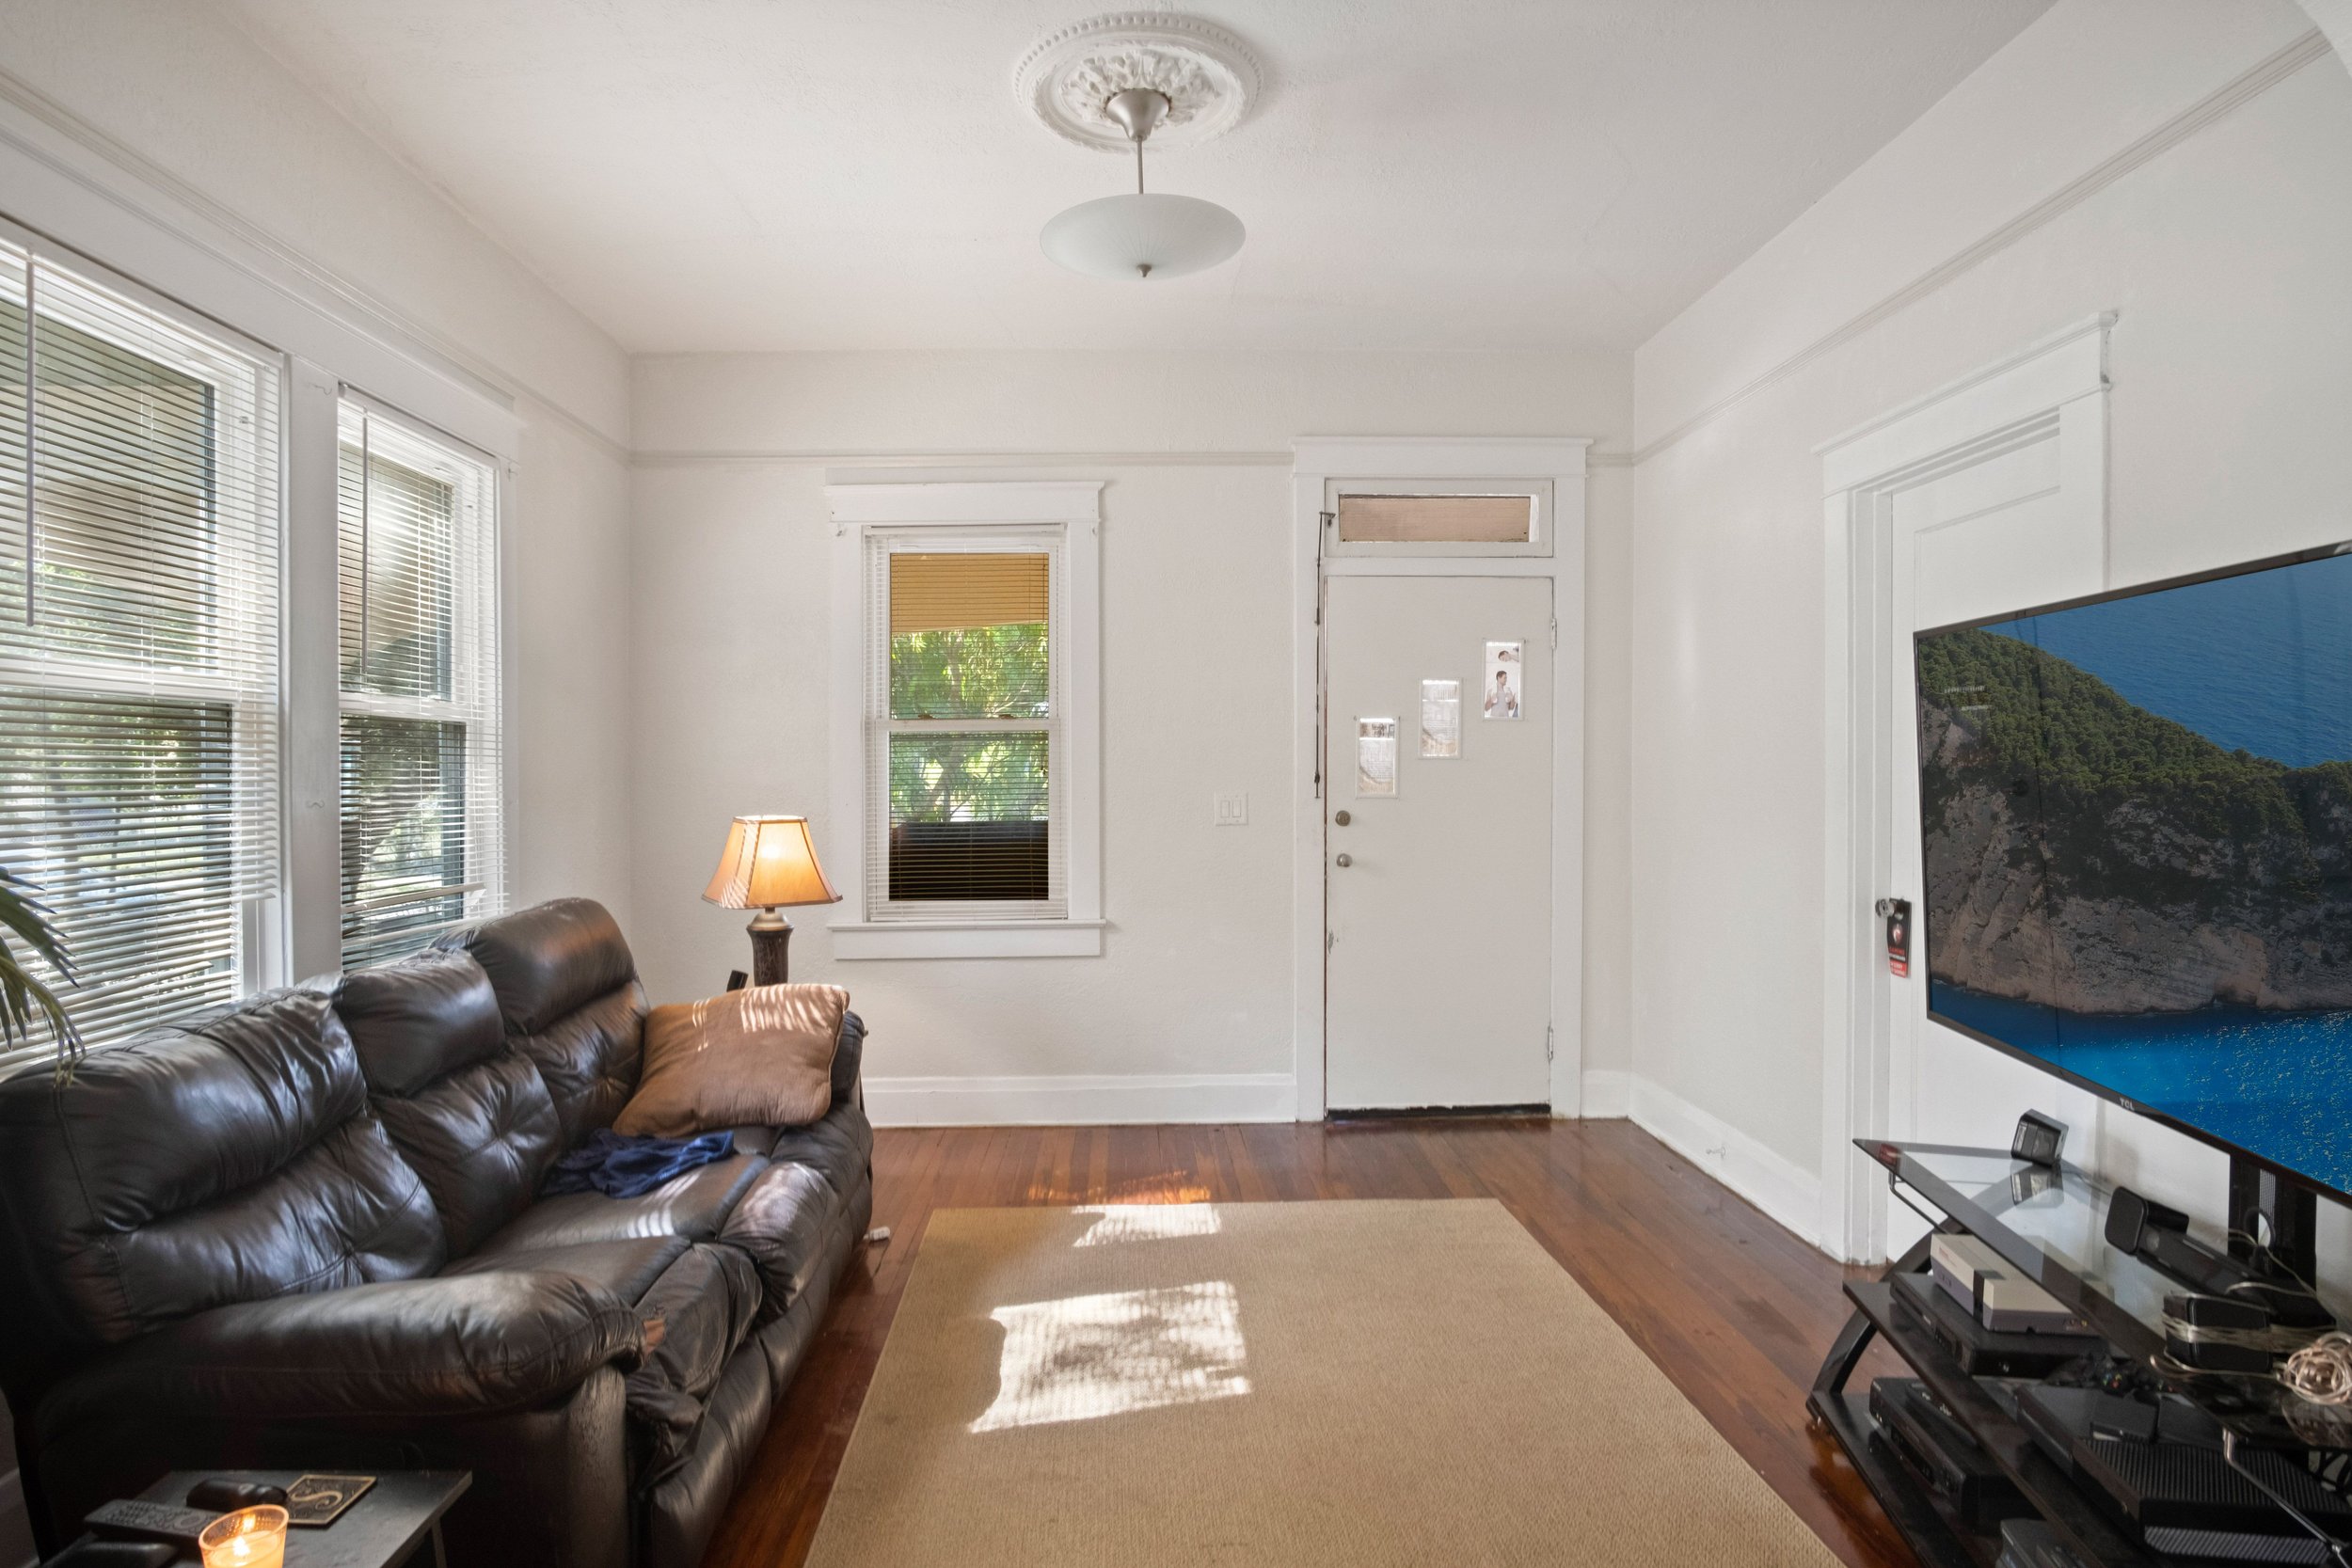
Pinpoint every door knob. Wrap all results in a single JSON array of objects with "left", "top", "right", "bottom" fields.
[
  {"left": 1334, "top": 853, "right": 1353, "bottom": 868},
  {"left": 1333, "top": 810, "right": 1351, "bottom": 826}
]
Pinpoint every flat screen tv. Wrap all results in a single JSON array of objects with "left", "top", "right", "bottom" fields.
[{"left": 1915, "top": 543, "right": 2352, "bottom": 1206}]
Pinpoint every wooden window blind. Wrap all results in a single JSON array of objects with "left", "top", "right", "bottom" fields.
[{"left": 0, "top": 245, "right": 282, "bottom": 1056}]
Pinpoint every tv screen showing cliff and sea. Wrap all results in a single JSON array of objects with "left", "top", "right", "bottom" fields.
[{"left": 1917, "top": 548, "right": 2352, "bottom": 1196}]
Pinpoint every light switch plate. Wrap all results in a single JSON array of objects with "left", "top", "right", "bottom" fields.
[{"left": 1213, "top": 791, "right": 1248, "bottom": 826}]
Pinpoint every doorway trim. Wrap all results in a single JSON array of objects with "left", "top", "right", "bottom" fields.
[
  {"left": 1291, "top": 436, "right": 1591, "bottom": 1120},
  {"left": 1816, "top": 314, "right": 2113, "bottom": 1260}
]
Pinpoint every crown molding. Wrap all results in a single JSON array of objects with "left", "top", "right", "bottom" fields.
[
  {"left": 0, "top": 59, "right": 628, "bottom": 463},
  {"left": 1631, "top": 28, "right": 2330, "bottom": 468}
]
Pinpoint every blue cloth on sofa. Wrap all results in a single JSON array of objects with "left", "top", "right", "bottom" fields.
[{"left": 544, "top": 1128, "right": 736, "bottom": 1198}]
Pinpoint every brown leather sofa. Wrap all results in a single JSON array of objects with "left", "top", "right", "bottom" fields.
[{"left": 0, "top": 898, "right": 873, "bottom": 1568}]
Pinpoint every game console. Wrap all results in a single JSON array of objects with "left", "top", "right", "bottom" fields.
[
  {"left": 1892, "top": 1271, "right": 2103, "bottom": 1377},
  {"left": 1931, "top": 1232, "right": 2096, "bottom": 1335},
  {"left": 2016, "top": 1385, "right": 2348, "bottom": 1562},
  {"left": 1869, "top": 1377, "right": 2031, "bottom": 1529}
]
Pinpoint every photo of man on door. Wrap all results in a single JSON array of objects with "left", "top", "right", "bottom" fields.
[{"left": 1484, "top": 641, "right": 1523, "bottom": 719}]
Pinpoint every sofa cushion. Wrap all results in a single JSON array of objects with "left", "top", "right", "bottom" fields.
[
  {"left": 626, "top": 1243, "right": 762, "bottom": 1481},
  {"left": 339, "top": 952, "right": 563, "bottom": 1255},
  {"left": 476, "top": 1151, "right": 771, "bottom": 1254},
  {"left": 335, "top": 949, "right": 505, "bottom": 1095},
  {"left": 0, "top": 986, "right": 445, "bottom": 1351},
  {"left": 444, "top": 1235, "right": 690, "bottom": 1308},
  {"left": 446, "top": 898, "right": 647, "bottom": 1145},
  {"left": 616, "top": 985, "right": 845, "bottom": 1138}
]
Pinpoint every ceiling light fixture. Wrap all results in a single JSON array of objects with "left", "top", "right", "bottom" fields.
[
  {"left": 1017, "top": 13, "right": 1259, "bottom": 283},
  {"left": 1040, "top": 88, "right": 1243, "bottom": 281}
]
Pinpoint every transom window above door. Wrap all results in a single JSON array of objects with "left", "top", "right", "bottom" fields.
[{"left": 1325, "top": 481, "right": 1553, "bottom": 559}]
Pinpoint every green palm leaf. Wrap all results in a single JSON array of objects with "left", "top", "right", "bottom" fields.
[{"left": 0, "top": 864, "right": 79, "bottom": 1075}]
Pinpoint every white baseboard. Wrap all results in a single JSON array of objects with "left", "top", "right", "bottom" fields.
[
  {"left": 866, "top": 1072, "right": 1297, "bottom": 1127},
  {"left": 1579, "top": 1069, "right": 1631, "bottom": 1118},
  {"left": 1628, "top": 1078, "right": 1823, "bottom": 1247}
]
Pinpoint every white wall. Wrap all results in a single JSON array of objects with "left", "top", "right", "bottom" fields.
[
  {"left": 629, "top": 351, "right": 1633, "bottom": 1119},
  {"left": 1625, "top": 0, "right": 2352, "bottom": 1254},
  {"left": 0, "top": 7, "right": 638, "bottom": 1558}
]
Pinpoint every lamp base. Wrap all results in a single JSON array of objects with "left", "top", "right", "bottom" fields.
[{"left": 747, "top": 909, "right": 792, "bottom": 987}]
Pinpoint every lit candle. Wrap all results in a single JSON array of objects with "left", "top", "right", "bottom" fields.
[{"left": 199, "top": 1504, "right": 289, "bottom": 1568}]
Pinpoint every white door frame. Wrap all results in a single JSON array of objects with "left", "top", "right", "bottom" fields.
[
  {"left": 1291, "top": 436, "right": 1591, "bottom": 1120},
  {"left": 1816, "top": 315, "right": 2113, "bottom": 1260}
]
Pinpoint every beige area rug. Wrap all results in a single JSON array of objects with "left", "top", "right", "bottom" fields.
[{"left": 807, "top": 1199, "right": 1843, "bottom": 1567}]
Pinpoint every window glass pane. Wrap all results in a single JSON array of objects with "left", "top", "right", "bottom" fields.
[
  {"left": 8, "top": 304, "right": 215, "bottom": 665},
  {"left": 341, "top": 714, "right": 468, "bottom": 966},
  {"left": 0, "top": 252, "right": 278, "bottom": 1057},
  {"left": 339, "top": 437, "right": 455, "bottom": 699},
  {"left": 887, "top": 730, "right": 1048, "bottom": 901},
  {"left": 0, "top": 692, "right": 238, "bottom": 1042},
  {"left": 888, "top": 552, "right": 1048, "bottom": 720},
  {"left": 1335, "top": 494, "right": 1533, "bottom": 544}
]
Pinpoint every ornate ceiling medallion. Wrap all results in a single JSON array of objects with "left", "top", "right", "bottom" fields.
[{"left": 1014, "top": 12, "right": 1263, "bottom": 153}]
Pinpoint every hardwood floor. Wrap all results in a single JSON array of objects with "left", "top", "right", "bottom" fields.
[{"left": 703, "top": 1117, "right": 1915, "bottom": 1568}]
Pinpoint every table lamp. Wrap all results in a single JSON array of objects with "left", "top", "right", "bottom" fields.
[{"left": 704, "top": 815, "right": 841, "bottom": 985}]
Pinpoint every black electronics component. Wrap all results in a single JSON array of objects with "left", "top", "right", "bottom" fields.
[
  {"left": 2017, "top": 1385, "right": 2352, "bottom": 1559},
  {"left": 186, "top": 1479, "right": 288, "bottom": 1513},
  {"left": 1891, "top": 1270, "right": 2103, "bottom": 1378},
  {"left": 2104, "top": 1187, "right": 2337, "bottom": 1334},
  {"left": 2163, "top": 1291, "right": 2280, "bottom": 1374},
  {"left": 1870, "top": 1377, "right": 2032, "bottom": 1529},
  {"left": 1994, "top": 1518, "right": 2090, "bottom": 1568},
  {"left": 83, "top": 1499, "right": 217, "bottom": 1548},
  {"left": 2012, "top": 1110, "right": 2067, "bottom": 1169}
]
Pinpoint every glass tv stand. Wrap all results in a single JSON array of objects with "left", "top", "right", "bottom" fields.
[{"left": 1810, "top": 1139, "right": 2352, "bottom": 1568}]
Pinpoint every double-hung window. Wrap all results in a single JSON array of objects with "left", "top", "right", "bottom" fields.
[
  {"left": 828, "top": 483, "right": 1103, "bottom": 958},
  {"left": 335, "top": 401, "right": 501, "bottom": 967},
  {"left": 0, "top": 244, "right": 281, "bottom": 1054}
]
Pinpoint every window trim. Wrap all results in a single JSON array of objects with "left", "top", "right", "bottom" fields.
[
  {"left": 0, "top": 239, "right": 288, "bottom": 1065},
  {"left": 826, "top": 481, "right": 1104, "bottom": 959},
  {"left": 327, "top": 393, "right": 506, "bottom": 967}
]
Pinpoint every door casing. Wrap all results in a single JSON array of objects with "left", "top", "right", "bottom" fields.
[
  {"left": 1819, "top": 315, "right": 2113, "bottom": 1261},
  {"left": 1290, "top": 436, "right": 1591, "bottom": 1121}
]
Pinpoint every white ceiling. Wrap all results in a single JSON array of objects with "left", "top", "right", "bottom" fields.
[{"left": 214, "top": 0, "right": 2052, "bottom": 356}]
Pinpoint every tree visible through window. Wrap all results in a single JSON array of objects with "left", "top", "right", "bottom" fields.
[{"left": 882, "top": 549, "right": 1056, "bottom": 907}]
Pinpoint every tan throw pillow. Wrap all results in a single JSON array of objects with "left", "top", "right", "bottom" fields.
[{"left": 615, "top": 983, "right": 849, "bottom": 1137}]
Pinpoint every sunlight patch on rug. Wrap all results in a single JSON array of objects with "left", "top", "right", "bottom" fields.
[
  {"left": 1072, "top": 1203, "right": 1223, "bottom": 1247},
  {"left": 971, "top": 1280, "right": 1250, "bottom": 1433}
]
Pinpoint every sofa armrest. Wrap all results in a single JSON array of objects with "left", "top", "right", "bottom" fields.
[
  {"left": 834, "top": 1009, "right": 866, "bottom": 1109},
  {"left": 40, "top": 1272, "right": 644, "bottom": 1432}
]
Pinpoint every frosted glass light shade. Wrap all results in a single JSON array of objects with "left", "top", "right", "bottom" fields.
[{"left": 1041, "top": 193, "right": 1245, "bottom": 280}]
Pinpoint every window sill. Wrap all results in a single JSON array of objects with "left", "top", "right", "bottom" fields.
[{"left": 828, "top": 919, "right": 1105, "bottom": 959}]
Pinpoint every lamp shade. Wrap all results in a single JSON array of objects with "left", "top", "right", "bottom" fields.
[
  {"left": 704, "top": 816, "right": 841, "bottom": 911},
  {"left": 1040, "top": 192, "right": 1245, "bottom": 281}
]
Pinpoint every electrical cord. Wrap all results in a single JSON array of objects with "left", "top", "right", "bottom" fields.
[{"left": 2284, "top": 1335, "right": 2352, "bottom": 1408}]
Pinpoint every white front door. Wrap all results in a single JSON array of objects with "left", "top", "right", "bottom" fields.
[{"left": 1323, "top": 575, "right": 1554, "bottom": 1110}]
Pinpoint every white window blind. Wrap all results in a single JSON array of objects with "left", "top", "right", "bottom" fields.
[
  {"left": 0, "top": 245, "right": 282, "bottom": 1054},
  {"left": 866, "top": 533, "right": 1064, "bottom": 919},
  {"left": 337, "top": 401, "right": 501, "bottom": 966}
]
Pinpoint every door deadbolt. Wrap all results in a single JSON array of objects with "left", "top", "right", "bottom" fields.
[
  {"left": 1334, "top": 853, "right": 1353, "bottom": 868},
  {"left": 1333, "top": 810, "right": 1351, "bottom": 826}
]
